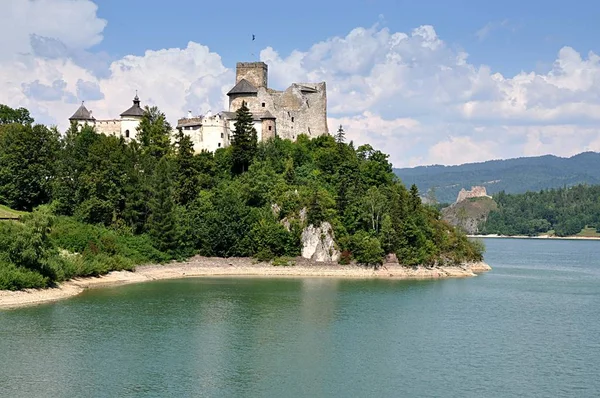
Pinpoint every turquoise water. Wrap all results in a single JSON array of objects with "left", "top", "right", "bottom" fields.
[{"left": 1, "top": 238, "right": 599, "bottom": 397}]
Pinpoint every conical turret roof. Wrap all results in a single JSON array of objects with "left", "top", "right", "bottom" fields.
[
  {"left": 69, "top": 102, "right": 95, "bottom": 121},
  {"left": 120, "top": 93, "right": 145, "bottom": 117}
]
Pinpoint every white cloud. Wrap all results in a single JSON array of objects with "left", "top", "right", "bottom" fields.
[
  {"left": 0, "top": 0, "right": 106, "bottom": 60},
  {"left": 1, "top": 1, "right": 600, "bottom": 167},
  {"left": 428, "top": 136, "right": 498, "bottom": 165}
]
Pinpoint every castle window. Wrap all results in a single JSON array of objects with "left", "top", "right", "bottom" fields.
[
  {"left": 291, "top": 117, "right": 295, "bottom": 122},
  {"left": 268, "top": 126, "right": 272, "bottom": 131},
  {"left": 221, "top": 133, "right": 223, "bottom": 138},
  {"left": 218, "top": 143, "right": 221, "bottom": 147},
  {"left": 261, "top": 102, "right": 265, "bottom": 107},
  {"left": 125, "top": 129, "right": 130, "bottom": 138}
]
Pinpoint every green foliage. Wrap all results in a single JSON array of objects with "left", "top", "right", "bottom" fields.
[
  {"left": 231, "top": 102, "right": 258, "bottom": 174},
  {"left": 482, "top": 185, "right": 600, "bottom": 237},
  {"left": 350, "top": 231, "right": 384, "bottom": 267},
  {"left": 0, "top": 104, "right": 33, "bottom": 125},
  {"left": 173, "top": 130, "right": 200, "bottom": 206},
  {"left": 137, "top": 106, "right": 173, "bottom": 160},
  {"left": 272, "top": 256, "right": 295, "bottom": 267},
  {"left": 0, "top": 104, "right": 485, "bottom": 290},
  {"left": 147, "top": 157, "right": 178, "bottom": 254},
  {"left": 0, "top": 123, "right": 60, "bottom": 210}
]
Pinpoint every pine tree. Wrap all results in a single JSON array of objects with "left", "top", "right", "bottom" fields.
[
  {"left": 409, "top": 184, "right": 421, "bottom": 210},
  {"left": 231, "top": 102, "right": 257, "bottom": 174},
  {"left": 147, "top": 157, "right": 178, "bottom": 253},
  {"left": 335, "top": 124, "right": 345, "bottom": 144},
  {"left": 173, "top": 130, "right": 199, "bottom": 206}
]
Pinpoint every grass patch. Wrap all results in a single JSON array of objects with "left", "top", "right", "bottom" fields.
[
  {"left": 576, "top": 227, "right": 600, "bottom": 237},
  {"left": 0, "top": 204, "right": 26, "bottom": 219},
  {"left": 272, "top": 256, "right": 295, "bottom": 267}
]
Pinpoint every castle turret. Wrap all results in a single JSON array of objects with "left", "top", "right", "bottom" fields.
[
  {"left": 119, "top": 93, "right": 144, "bottom": 140},
  {"left": 69, "top": 101, "right": 95, "bottom": 131},
  {"left": 235, "top": 62, "right": 268, "bottom": 88},
  {"left": 69, "top": 101, "right": 95, "bottom": 123}
]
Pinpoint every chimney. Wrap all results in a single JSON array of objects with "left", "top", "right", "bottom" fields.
[{"left": 187, "top": 110, "right": 192, "bottom": 119}]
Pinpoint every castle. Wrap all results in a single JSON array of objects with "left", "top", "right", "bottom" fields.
[
  {"left": 455, "top": 186, "right": 491, "bottom": 203},
  {"left": 69, "top": 61, "right": 329, "bottom": 151},
  {"left": 69, "top": 93, "right": 144, "bottom": 140}
]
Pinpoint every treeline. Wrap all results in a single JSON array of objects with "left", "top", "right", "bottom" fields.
[
  {"left": 0, "top": 104, "right": 482, "bottom": 289},
  {"left": 395, "top": 152, "right": 600, "bottom": 204},
  {"left": 482, "top": 185, "right": 600, "bottom": 236}
]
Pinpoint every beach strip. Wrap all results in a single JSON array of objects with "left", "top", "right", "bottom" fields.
[{"left": 0, "top": 257, "right": 491, "bottom": 309}]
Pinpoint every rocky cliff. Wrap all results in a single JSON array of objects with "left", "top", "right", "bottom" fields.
[
  {"left": 301, "top": 222, "right": 340, "bottom": 262},
  {"left": 442, "top": 196, "right": 498, "bottom": 234}
]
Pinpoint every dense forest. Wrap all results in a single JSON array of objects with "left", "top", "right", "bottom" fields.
[
  {"left": 481, "top": 185, "right": 600, "bottom": 237},
  {"left": 395, "top": 152, "right": 600, "bottom": 203},
  {"left": 0, "top": 103, "right": 482, "bottom": 290}
]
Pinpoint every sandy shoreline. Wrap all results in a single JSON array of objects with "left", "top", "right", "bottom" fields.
[
  {"left": 0, "top": 256, "right": 491, "bottom": 310},
  {"left": 468, "top": 234, "right": 600, "bottom": 240}
]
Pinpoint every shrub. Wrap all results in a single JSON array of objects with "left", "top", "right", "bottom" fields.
[{"left": 272, "top": 256, "right": 295, "bottom": 267}]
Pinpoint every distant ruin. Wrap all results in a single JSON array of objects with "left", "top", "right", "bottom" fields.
[{"left": 455, "top": 186, "right": 491, "bottom": 203}]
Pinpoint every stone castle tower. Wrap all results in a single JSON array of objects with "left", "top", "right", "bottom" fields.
[{"left": 226, "top": 61, "right": 328, "bottom": 141}]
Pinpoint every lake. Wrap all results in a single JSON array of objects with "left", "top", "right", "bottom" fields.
[{"left": 1, "top": 238, "right": 599, "bottom": 397}]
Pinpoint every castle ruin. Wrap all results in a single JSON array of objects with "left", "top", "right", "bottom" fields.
[{"left": 455, "top": 186, "right": 491, "bottom": 203}]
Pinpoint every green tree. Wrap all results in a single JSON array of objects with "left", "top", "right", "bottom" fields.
[
  {"left": 0, "top": 123, "right": 60, "bottom": 210},
  {"left": 147, "top": 157, "right": 178, "bottom": 253},
  {"left": 0, "top": 104, "right": 34, "bottom": 125},
  {"left": 335, "top": 124, "right": 345, "bottom": 144},
  {"left": 363, "top": 186, "right": 386, "bottom": 233},
  {"left": 173, "top": 130, "right": 200, "bottom": 206},
  {"left": 351, "top": 231, "right": 384, "bottom": 267},
  {"left": 231, "top": 102, "right": 257, "bottom": 174},
  {"left": 137, "top": 106, "right": 173, "bottom": 160}
]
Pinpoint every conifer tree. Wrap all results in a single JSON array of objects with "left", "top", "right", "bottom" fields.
[
  {"left": 335, "top": 124, "right": 345, "bottom": 144},
  {"left": 173, "top": 130, "right": 199, "bottom": 206},
  {"left": 231, "top": 102, "right": 257, "bottom": 174},
  {"left": 147, "top": 157, "right": 178, "bottom": 253}
]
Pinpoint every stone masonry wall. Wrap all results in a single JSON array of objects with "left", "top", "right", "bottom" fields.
[
  {"left": 261, "top": 119, "right": 276, "bottom": 140},
  {"left": 95, "top": 119, "right": 121, "bottom": 136},
  {"left": 456, "top": 186, "right": 490, "bottom": 203},
  {"left": 235, "top": 62, "right": 268, "bottom": 88}
]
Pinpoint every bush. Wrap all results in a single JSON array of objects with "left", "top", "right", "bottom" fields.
[{"left": 272, "top": 256, "right": 295, "bottom": 267}]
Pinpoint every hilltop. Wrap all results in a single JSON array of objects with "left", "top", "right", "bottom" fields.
[{"left": 394, "top": 152, "right": 600, "bottom": 204}]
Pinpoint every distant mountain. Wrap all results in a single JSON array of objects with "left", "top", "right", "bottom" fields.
[{"left": 394, "top": 152, "right": 600, "bottom": 204}]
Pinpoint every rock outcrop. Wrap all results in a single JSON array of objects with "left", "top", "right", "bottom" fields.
[
  {"left": 441, "top": 196, "right": 498, "bottom": 234},
  {"left": 301, "top": 222, "right": 340, "bottom": 262}
]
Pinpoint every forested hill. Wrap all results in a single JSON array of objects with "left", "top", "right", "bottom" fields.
[
  {"left": 394, "top": 152, "right": 600, "bottom": 204},
  {"left": 482, "top": 185, "right": 600, "bottom": 237}
]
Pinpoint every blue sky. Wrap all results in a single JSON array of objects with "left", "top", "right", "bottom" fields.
[
  {"left": 93, "top": 0, "right": 600, "bottom": 76},
  {"left": 2, "top": 0, "right": 600, "bottom": 167}
]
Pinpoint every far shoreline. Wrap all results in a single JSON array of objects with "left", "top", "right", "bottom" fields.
[
  {"left": 0, "top": 256, "right": 491, "bottom": 310},
  {"left": 468, "top": 234, "right": 600, "bottom": 241}
]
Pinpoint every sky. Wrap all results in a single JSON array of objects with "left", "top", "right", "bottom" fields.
[{"left": 2, "top": 0, "right": 600, "bottom": 167}]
